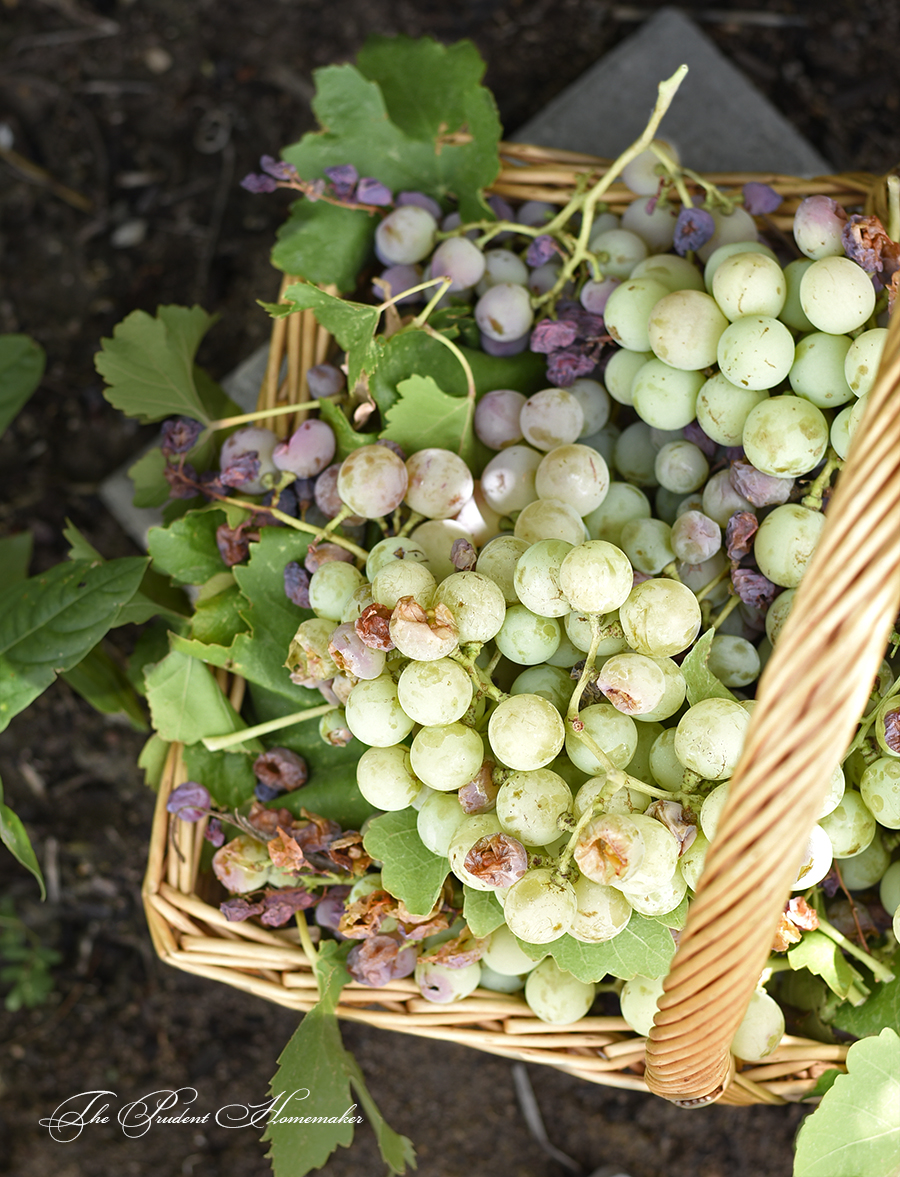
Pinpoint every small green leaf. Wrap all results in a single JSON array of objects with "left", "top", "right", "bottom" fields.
[
  {"left": 0, "top": 533, "right": 33, "bottom": 593},
  {"left": 182, "top": 742, "right": 256, "bottom": 810},
  {"left": 381, "top": 374, "right": 480, "bottom": 468},
  {"left": 788, "top": 930, "right": 861, "bottom": 1001},
  {"left": 128, "top": 447, "right": 172, "bottom": 509},
  {"left": 191, "top": 583, "right": 249, "bottom": 647},
  {"left": 61, "top": 643, "right": 148, "bottom": 731},
  {"left": 0, "top": 334, "right": 45, "bottom": 436},
  {"left": 138, "top": 733, "right": 170, "bottom": 790},
  {"left": 95, "top": 305, "right": 219, "bottom": 424},
  {"left": 0, "top": 557, "right": 149, "bottom": 733},
  {"left": 801, "top": 1067, "right": 842, "bottom": 1101},
  {"left": 792, "top": 1028, "right": 900, "bottom": 1177},
  {"left": 147, "top": 508, "right": 227, "bottom": 586},
  {"left": 830, "top": 948, "right": 900, "bottom": 1038},
  {"left": 280, "top": 283, "right": 381, "bottom": 393},
  {"left": 0, "top": 775, "right": 45, "bottom": 899},
  {"left": 316, "top": 397, "right": 374, "bottom": 461},
  {"left": 272, "top": 200, "right": 376, "bottom": 294},
  {"left": 363, "top": 809, "right": 448, "bottom": 915},
  {"left": 517, "top": 913, "right": 676, "bottom": 983},
  {"left": 144, "top": 647, "right": 253, "bottom": 747},
  {"left": 681, "top": 628, "right": 738, "bottom": 706},
  {"left": 462, "top": 887, "right": 505, "bottom": 937}
]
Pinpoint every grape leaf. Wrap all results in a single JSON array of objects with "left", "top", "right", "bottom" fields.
[
  {"left": 95, "top": 305, "right": 220, "bottom": 424},
  {"left": 60, "top": 642, "right": 148, "bottom": 731},
  {"left": 0, "top": 557, "right": 148, "bottom": 733},
  {"left": 273, "top": 201, "right": 377, "bottom": 294},
  {"left": 516, "top": 913, "right": 676, "bottom": 983},
  {"left": 381, "top": 374, "right": 479, "bottom": 469},
  {"left": 0, "top": 774, "right": 45, "bottom": 898},
  {"left": 830, "top": 948, "right": 900, "bottom": 1038},
  {"left": 147, "top": 508, "right": 227, "bottom": 586},
  {"left": 278, "top": 284, "right": 381, "bottom": 394},
  {"left": 787, "top": 930, "right": 862, "bottom": 1001},
  {"left": 191, "top": 582, "right": 249, "bottom": 647},
  {"left": 0, "top": 533, "right": 33, "bottom": 593},
  {"left": 681, "top": 628, "right": 738, "bottom": 706},
  {"left": 263, "top": 939, "right": 415, "bottom": 1176},
  {"left": 0, "top": 333, "right": 45, "bottom": 436},
  {"left": 462, "top": 887, "right": 505, "bottom": 937},
  {"left": 128, "top": 447, "right": 172, "bottom": 509},
  {"left": 792, "top": 1028, "right": 900, "bottom": 1177},
  {"left": 138, "top": 733, "right": 170, "bottom": 790},
  {"left": 182, "top": 742, "right": 256, "bottom": 810},
  {"left": 144, "top": 647, "right": 257, "bottom": 748},
  {"left": 800, "top": 1067, "right": 842, "bottom": 1101},
  {"left": 363, "top": 809, "right": 449, "bottom": 916}
]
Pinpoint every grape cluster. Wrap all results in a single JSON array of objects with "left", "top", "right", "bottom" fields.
[{"left": 206, "top": 145, "right": 900, "bottom": 1054}]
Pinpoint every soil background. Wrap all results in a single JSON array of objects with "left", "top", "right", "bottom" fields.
[{"left": 1, "top": 3, "right": 898, "bottom": 1176}]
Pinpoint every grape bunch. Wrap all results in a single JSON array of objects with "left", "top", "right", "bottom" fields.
[{"left": 202, "top": 140, "right": 900, "bottom": 1060}]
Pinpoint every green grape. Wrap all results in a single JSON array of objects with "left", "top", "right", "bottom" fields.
[
  {"left": 596, "top": 652, "right": 667, "bottom": 716},
  {"left": 308, "top": 560, "right": 365, "bottom": 621},
  {"left": 703, "top": 240, "right": 778, "bottom": 290},
  {"left": 613, "top": 813, "right": 680, "bottom": 891},
  {"left": 574, "top": 776, "right": 651, "bottom": 818},
  {"left": 569, "top": 874, "right": 634, "bottom": 943},
  {"left": 830, "top": 404, "right": 854, "bottom": 459},
  {"left": 625, "top": 720, "right": 664, "bottom": 784},
  {"left": 844, "top": 327, "right": 888, "bottom": 396},
  {"left": 859, "top": 757, "right": 900, "bottom": 828},
  {"left": 621, "top": 866, "right": 687, "bottom": 918},
  {"left": 648, "top": 289, "right": 729, "bottom": 370},
  {"left": 696, "top": 372, "right": 768, "bottom": 447},
  {"left": 818, "top": 763, "right": 846, "bottom": 819},
  {"left": 524, "top": 956, "right": 596, "bottom": 1023},
  {"left": 488, "top": 693, "right": 566, "bottom": 771},
  {"left": 604, "top": 347, "right": 653, "bottom": 406},
  {"left": 614, "top": 420, "right": 659, "bottom": 485},
  {"left": 799, "top": 256, "right": 877, "bottom": 334},
  {"left": 356, "top": 744, "right": 424, "bottom": 810},
  {"left": 731, "top": 988, "right": 784, "bottom": 1061},
  {"left": 711, "top": 251, "right": 786, "bottom": 321},
  {"left": 344, "top": 674, "right": 416, "bottom": 747},
  {"left": 481, "top": 444, "right": 542, "bottom": 515},
  {"left": 565, "top": 703, "right": 638, "bottom": 774},
  {"left": 514, "top": 497, "right": 587, "bottom": 546},
  {"left": 584, "top": 480, "right": 652, "bottom": 545},
  {"left": 514, "top": 539, "right": 575, "bottom": 618},
  {"left": 415, "top": 958, "right": 482, "bottom": 1004},
  {"left": 649, "top": 728, "right": 686, "bottom": 791},
  {"left": 631, "top": 359, "right": 705, "bottom": 430},
  {"left": 511, "top": 664, "right": 574, "bottom": 713},
  {"left": 632, "top": 251, "right": 706, "bottom": 292},
  {"left": 558, "top": 539, "right": 634, "bottom": 614},
  {"left": 619, "top": 578, "right": 701, "bottom": 657},
  {"left": 754, "top": 504, "right": 826, "bottom": 588},
  {"left": 495, "top": 604, "right": 561, "bottom": 665},
  {"left": 416, "top": 790, "right": 467, "bottom": 856},
  {"left": 564, "top": 608, "right": 629, "bottom": 656},
  {"left": 448, "top": 813, "right": 503, "bottom": 890},
  {"left": 365, "top": 536, "right": 430, "bottom": 581},
  {"left": 819, "top": 790, "right": 877, "bottom": 858},
  {"left": 838, "top": 832, "right": 889, "bottom": 890},
  {"left": 680, "top": 829, "right": 710, "bottom": 891},
  {"left": 717, "top": 315, "right": 795, "bottom": 391},
  {"left": 410, "top": 722, "right": 485, "bottom": 792},
  {"left": 476, "top": 535, "right": 529, "bottom": 604},
  {"left": 788, "top": 331, "right": 855, "bottom": 408},
  {"left": 478, "top": 965, "right": 525, "bottom": 994},
  {"left": 397, "top": 657, "right": 473, "bottom": 726},
  {"left": 765, "top": 588, "right": 796, "bottom": 644},
  {"left": 483, "top": 923, "right": 543, "bottom": 975},
  {"left": 534, "top": 443, "right": 610, "bottom": 516},
  {"left": 707, "top": 633, "right": 760, "bottom": 688},
  {"left": 619, "top": 974, "right": 666, "bottom": 1036},
  {"left": 433, "top": 571, "right": 507, "bottom": 642},
  {"left": 604, "top": 276, "right": 671, "bottom": 351},
  {"left": 502, "top": 867, "right": 577, "bottom": 943},
  {"left": 873, "top": 694, "right": 900, "bottom": 757},
  {"left": 411, "top": 518, "right": 476, "bottom": 581},
  {"left": 791, "top": 824, "right": 833, "bottom": 889},
  {"left": 620, "top": 517, "right": 676, "bottom": 575},
  {"left": 879, "top": 860, "right": 900, "bottom": 915},
  {"left": 371, "top": 558, "right": 436, "bottom": 610},
  {"left": 676, "top": 699, "right": 750, "bottom": 781},
  {"left": 496, "top": 768, "right": 573, "bottom": 845},
  {"left": 778, "top": 257, "right": 816, "bottom": 331}
]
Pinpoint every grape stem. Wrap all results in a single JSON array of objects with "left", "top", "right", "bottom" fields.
[
  {"left": 295, "top": 910, "right": 319, "bottom": 970},
  {"left": 887, "top": 174, "right": 900, "bottom": 243},
  {"left": 450, "top": 647, "right": 507, "bottom": 703},
  {"left": 211, "top": 492, "right": 370, "bottom": 561},
  {"left": 710, "top": 592, "right": 740, "bottom": 629},
  {"left": 410, "top": 277, "right": 453, "bottom": 328},
  {"left": 844, "top": 671, "right": 900, "bottom": 757},
  {"left": 801, "top": 448, "right": 843, "bottom": 511},
  {"left": 202, "top": 703, "right": 336, "bottom": 752},
  {"left": 205, "top": 398, "right": 343, "bottom": 432},
  {"left": 695, "top": 565, "right": 730, "bottom": 602},
  {"left": 815, "top": 914, "right": 896, "bottom": 984}
]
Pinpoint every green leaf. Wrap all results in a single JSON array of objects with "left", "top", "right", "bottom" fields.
[
  {"left": 191, "top": 582, "right": 249, "bottom": 647},
  {"left": 792, "top": 1028, "right": 900, "bottom": 1177},
  {"left": 381, "top": 374, "right": 480, "bottom": 469},
  {"left": 517, "top": 913, "right": 676, "bottom": 983},
  {"left": 263, "top": 939, "right": 414, "bottom": 1176},
  {"left": 0, "top": 334, "right": 45, "bottom": 436},
  {"left": 0, "top": 557, "right": 148, "bottom": 733},
  {"left": 830, "top": 949, "right": 900, "bottom": 1038},
  {"left": 462, "top": 887, "right": 505, "bottom": 937},
  {"left": 128, "top": 447, "right": 172, "bottom": 509},
  {"left": 787, "top": 930, "right": 861, "bottom": 1001},
  {"left": 95, "top": 305, "right": 218, "bottom": 424},
  {"left": 144, "top": 647, "right": 254, "bottom": 747},
  {"left": 363, "top": 809, "right": 448, "bottom": 916},
  {"left": 182, "top": 742, "right": 256, "bottom": 810},
  {"left": 801, "top": 1067, "right": 842, "bottom": 1101},
  {"left": 272, "top": 200, "right": 376, "bottom": 294},
  {"left": 681, "top": 628, "right": 738, "bottom": 706},
  {"left": 279, "top": 283, "right": 381, "bottom": 393},
  {"left": 316, "top": 397, "right": 374, "bottom": 461},
  {"left": 0, "top": 533, "right": 33, "bottom": 593},
  {"left": 147, "top": 508, "right": 227, "bottom": 586},
  {"left": 0, "top": 775, "right": 45, "bottom": 899},
  {"left": 138, "top": 733, "right": 170, "bottom": 790},
  {"left": 60, "top": 642, "right": 148, "bottom": 731}
]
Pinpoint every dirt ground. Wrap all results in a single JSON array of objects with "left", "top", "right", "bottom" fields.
[{"left": 1, "top": 3, "right": 898, "bottom": 1176}]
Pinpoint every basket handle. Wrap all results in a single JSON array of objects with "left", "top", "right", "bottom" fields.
[{"left": 645, "top": 309, "right": 900, "bottom": 1105}]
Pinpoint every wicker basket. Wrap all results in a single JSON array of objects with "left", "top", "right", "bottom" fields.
[{"left": 141, "top": 147, "right": 900, "bottom": 1108}]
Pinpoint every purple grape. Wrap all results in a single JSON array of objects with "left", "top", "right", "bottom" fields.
[
  {"left": 324, "top": 163, "right": 359, "bottom": 199},
  {"left": 314, "top": 887, "right": 352, "bottom": 934},
  {"left": 284, "top": 561, "right": 311, "bottom": 608},
  {"left": 743, "top": 182, "right": 782, "bottom": 216},
  {"left": 347, "top": 934, "right": 417, "bottom": 987},
  {"left": 479, "top": 331, "right": 531, "bottom": 356},
  {"left": 579, "top": 276, "right": 620, "bottom": 315},
  {"left": 306, "top": 363, "right": 346, "bottom": 397},
  {"left": 673, "top": 206, "right": 715, "bottom": 255},
  {"left": 272, "top": 419, "right": 336, "bottom": 479},
  {"left": 160, "top": 417, "right": 203, "bottom": 456},
  {"left": 474, "top": 388, "right": 526, "bottom": 450},
  {"left": 373, "top": 264, "right": 424, "bottom": 305},
  {"left": 397, "top": 190, "right": 442, "bottom": 220},
  {"left": 254, "top": 782, "right": 283, "bottom": 802},
  {"left": 166, "top": 782, "right": 211, "bottom": 822},
  {"left": 517, "top": 200, "right": 555, "bottom": 227},
  {"left": 355, "top": 177, "right": 393, "bottom": 206}
]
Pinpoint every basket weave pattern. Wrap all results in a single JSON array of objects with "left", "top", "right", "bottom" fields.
[{"left": 142, "top": 147, "right": 900, "bottom": 1106}]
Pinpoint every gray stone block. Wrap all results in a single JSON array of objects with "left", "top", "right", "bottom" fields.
[{"left": 512, "top": 6, "right": 831, "bottom": 175}]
